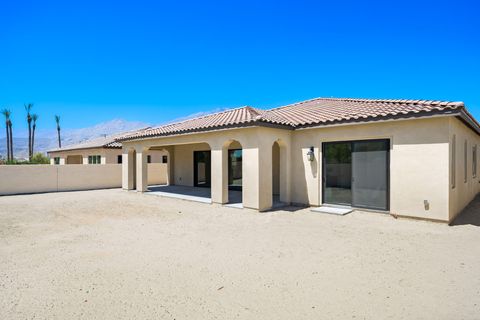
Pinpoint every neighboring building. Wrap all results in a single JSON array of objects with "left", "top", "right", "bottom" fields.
[
  {"left": 47, "top": 132, "right": 168, "bottom": 165},
  {"left": 117, "top": 97, "right": 480, "bottom": 223}
]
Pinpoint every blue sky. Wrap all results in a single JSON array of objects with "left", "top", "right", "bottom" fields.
[{"left": 0, "top": 0, "right": 479, "bottom": 134}]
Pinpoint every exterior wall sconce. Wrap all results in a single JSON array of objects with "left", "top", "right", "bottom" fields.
[{"left": 307, "top": 147, "right": 315, "bottom": 161}]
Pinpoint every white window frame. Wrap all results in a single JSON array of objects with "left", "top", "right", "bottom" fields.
[
  {"left": 451, "top": 135, "right": 456, "bottom": 189},
  {"left": 464, "top": 140, "right": 468, "bottom": 183},
  {"left": 473, "top": 145, "right": 477, "bottom": 178},
  {"left": 88, "top": 155, "right": 101, "bottom": 165}
]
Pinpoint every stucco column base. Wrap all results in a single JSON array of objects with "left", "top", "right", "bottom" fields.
[
  {"left": 135, "top": 146, "right": 148, "bottom": 192},
  {"left": 122, "top": 148, "right": 136, "bottom": 190},
  {"left": 243, "top": 144, "right": 273, "bottom": 211},
  {"left": 211, "top": 147, "right": 228, "bottom": 204}
]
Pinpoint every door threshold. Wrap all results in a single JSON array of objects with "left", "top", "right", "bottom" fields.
[
  {"left": 321, "top": 203, "right": 389, "bottom": 214},
  {"left": 311, "top": 206, "right": 353, "bottom": 216}
]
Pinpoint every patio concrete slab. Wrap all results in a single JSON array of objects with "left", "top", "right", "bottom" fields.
[{"left": 147, "top": 185, "right": 212, "bottom": 203}]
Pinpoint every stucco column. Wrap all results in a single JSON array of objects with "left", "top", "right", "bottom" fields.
[
  {"left": 211, "top": 146, "right": 228, "bottom": 204},
  {"left": 82, "top": 156, "right": 88, "bottom": 165},
  {"left": 122, "top": 148, "right": 135, "bottom": 190},
  {"left": 243, "top": 143, "right": 273, "bottom": 211},
  {"left": 279, "top": 142, "right": 292, "bottom": 204},
  {"left": 163, "top": 146, "right": 175, "bottom": 185},
  {"left": 59, "top": 157, "right": 66, "bottom": 165},
  {"left": 135, "top": 146, "right": 148, "bottom": 192}
]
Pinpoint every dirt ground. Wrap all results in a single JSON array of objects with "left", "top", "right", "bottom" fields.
[{"left": 0, "top": 189, "right": 479, "bottom": 320}]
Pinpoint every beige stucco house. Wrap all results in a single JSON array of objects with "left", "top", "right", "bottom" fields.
[
  {"left": 48, "top": 133, "right": 168, "bottom": 165},
  {"left": 117, "top": 97, "right": 480, "bottom": 223}
]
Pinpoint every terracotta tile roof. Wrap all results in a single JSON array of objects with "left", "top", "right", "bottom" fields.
[
  {"left": 118, "top": 106, "right": 265, "bottom": 140},
  {"left": 118, "top": 98, "right": 468, "bottom": 141},
  {"left": 262, "top": 97, "right": 465, "bottom": 127}
]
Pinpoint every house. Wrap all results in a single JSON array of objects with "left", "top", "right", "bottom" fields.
[
  {"left": 117, "top": 97, "right": 479, "bottom": 223},
  {"left": 47, "top": 132, "right": 168, "bottom": 165}
]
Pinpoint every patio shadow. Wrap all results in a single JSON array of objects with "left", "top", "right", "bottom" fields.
[{"left": 450, "top": 195, "right": 480, "bottom": 227}]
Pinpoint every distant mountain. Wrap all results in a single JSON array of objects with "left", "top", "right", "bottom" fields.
[{"left": 0, "top": 119, "right": 149, "bottom": 159}]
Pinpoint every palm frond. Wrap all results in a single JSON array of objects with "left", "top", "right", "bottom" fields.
[{"left": 1, "top": 108, "right": 11, "bottom": 119}]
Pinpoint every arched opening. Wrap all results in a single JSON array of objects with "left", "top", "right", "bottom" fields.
[
  {"left": 272, "top": 139, "right": 289, "bottom": 208},
  {"left": 225, "top": 140, "right": 243, "bottom": 208},
  {"left": 146, "top": 147, "right": 170, "bottom": 186}
]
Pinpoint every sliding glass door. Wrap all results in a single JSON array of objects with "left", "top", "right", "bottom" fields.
[
  {"left": 194, "top": 151, "right": 211, "bottom": 187},
  {"left": 228, "top": 149, "right": 242, "bottom": 190},
  {"left": 323, "top": 139, "right": 389, "bottom": 210},
  {"left": 323, "top": 142, "right": 352, "bottom": 205}
]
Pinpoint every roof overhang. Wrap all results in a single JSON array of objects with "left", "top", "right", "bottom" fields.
[{"left": 117, "top": 120, "right": 294, "bottom": 143}]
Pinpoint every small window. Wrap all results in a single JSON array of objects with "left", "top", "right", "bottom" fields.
[
  {"left": 473, "top": 145, "right": 477, "bottom": 178},
  {"left": 54, "top": 157, "right": 60, "bottom": 165},
  {"left": 88, "top": 155, "right": 101, "bottom": 165},
  {"left": 464, "top": 140, "right": 468, "bottom": 183},
  {"left": 162, "top": 155, "right": 168, "bottom": 163},
  {"left": 117, "top": 155, "right": 123, "bottom": 164},
  {"left": 147, "top": 155, "right": 152, "bottom": 163},
  {"left": 451, "top": 135, "right": 456, "bottom": 189}
]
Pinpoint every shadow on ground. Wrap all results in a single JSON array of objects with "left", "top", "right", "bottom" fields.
[{"left": 450, "top": 195, "right": 480, "bottom": 227}]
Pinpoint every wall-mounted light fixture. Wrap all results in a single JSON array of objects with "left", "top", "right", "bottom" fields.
[{"left": 307, "top": 147, "right": 315, "bottom": 161}]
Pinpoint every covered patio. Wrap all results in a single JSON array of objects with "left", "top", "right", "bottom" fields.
[{"left": 121, "top": 125, "right": 292, "bottom": 211}]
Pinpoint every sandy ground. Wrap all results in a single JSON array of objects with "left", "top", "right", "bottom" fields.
[{"left": 0, "top": 189, "right": 479, "bottom": 320}]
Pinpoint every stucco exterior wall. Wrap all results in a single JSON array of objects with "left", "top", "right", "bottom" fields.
[
  {"left": 121, "top": 117, "right": 478, "bottom": 220},
  {"left": 173, "top": 143, "right": 210, "bottom": 186},
  {"left": 0, "top": 165, "right": 122, "bottom": 195},
  {"left": 0, "top": 163, "right": 168, "bottom": 196},
  {"left": 291, "top": 117, "right": 451, "bottom": 221},
  {"left": 448, "top": 117, "right": 480, "bottom": 222}
]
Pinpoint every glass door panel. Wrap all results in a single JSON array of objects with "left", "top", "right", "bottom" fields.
[
  {"left": 323, "top": 142, "right": 352, "bottom": 205},
  {"left": 194, "top": 151, "right": 211, "bottom": 187},
  {"left": 228, "top": 149, "right": 242, "bottom": 190},
  {"left": 352, "top": 140, "right": 389, "bottom": 210}
]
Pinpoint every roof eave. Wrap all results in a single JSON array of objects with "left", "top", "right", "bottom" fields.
[
  {"left": 117, "top": 120, "right": 294, "bottom": 143},
  {"left": 293, "top": 108, "right": 465, "bottom": 131},
  {"left": 47, "top": 145, "right": 120, "bottom": 154}
]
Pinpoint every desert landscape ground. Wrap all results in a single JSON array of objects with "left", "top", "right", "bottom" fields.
[{"left": 1, "top": 189, "right": 479, "bottom": 319}]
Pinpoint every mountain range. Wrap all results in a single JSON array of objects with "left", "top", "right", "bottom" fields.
[{"left": 0, "top": 119, "right": 149, "bottom": 159}]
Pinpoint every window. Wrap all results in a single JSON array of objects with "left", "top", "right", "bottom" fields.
[
  {"left": 117, "top": 155, "right": 122, "bottom": 164},
  {"left": 88, "top": 155, "right": 101, "bottom": 164},
  {"left": 464, "top": 140, "right": 468, "bottom": 183},
  {"left": 54, "top": 157, "right": 60, "bottom": 165},
  {"left": 473, "top": 145, "right": 477, "bottom": 178},
  {"left": 147, "top": 155, "right": 152, "bottom": 163},
  {"left": 162, "top": 155, "right": 168, "bottom": 163},
  {"left": 451, "top": 135, "right": 456, "bottom": 189}
]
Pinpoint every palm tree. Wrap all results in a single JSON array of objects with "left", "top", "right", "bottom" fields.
[
  {"left": 31, "top": 114, "right": 38, "bottom": 157},
  {"left": 25, "top": 103, "right": 33, "bottom": 161},
  {"left": 8, "top": 114, "right": 13, "bottom": 161},
  {"left": 55, "top": 115, "right": 61, "bottom": 148},
  {"left": 1, "top": 109, "right": 11, "bottom": 161}
]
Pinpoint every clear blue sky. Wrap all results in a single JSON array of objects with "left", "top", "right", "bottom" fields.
[{"left": 1, "top": 0, "right": 479, "bottom": 132}]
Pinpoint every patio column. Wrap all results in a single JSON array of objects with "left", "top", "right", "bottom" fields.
[
  {"left": 122, "top": 148, "right": 135, "bottom": 190},
  {"left": 135, "top": 146, "right": 148, "bottom": 192},
  {"left": 164, "top": 146, "right": 175, "bottom": 186},
  {"left": 279, "top": 142, "right": 292, "bottom": 204},
  {"left": 211, "top": 145, "right": 228, "bottom": 204},
  {"left": 243, "top": 142, "right": 273, "bottom": 211}
]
